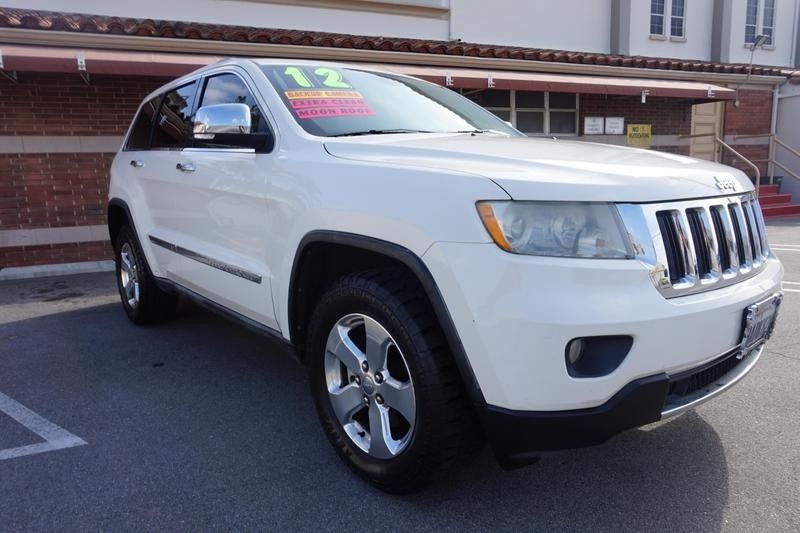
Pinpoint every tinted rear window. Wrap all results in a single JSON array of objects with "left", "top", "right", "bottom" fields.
[{"left": 126, "top": 96, "right": 161, "bottom": 150}]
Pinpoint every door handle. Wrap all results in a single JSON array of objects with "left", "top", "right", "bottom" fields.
[
  {"left": 176, "top": 162, "right": 196, "bottom": 172},
  {"left": 130, "top": 160, "right": 144, "bottom": 168}
]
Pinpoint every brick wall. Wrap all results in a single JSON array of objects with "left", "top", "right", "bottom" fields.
[
  {"left": 722, "top": 89, "right": 773, "bottom": 178},
  {"left": 0, "top": 154, "right": 114, "bottom": 230},
  {"left": 724, "top": 89, "right": 773, "bottom": 136},
  {"left": 3, "top": 242, "right": 112, "bottom": 268},
  {"left": 0, "top": 73, "right": 166, "bottom": 136},
  {"left": 580, "top": 94, "right": 692, "bottom": 136},
  {"left": 0, "top": 73, "right": 168, "bottom": 268}
]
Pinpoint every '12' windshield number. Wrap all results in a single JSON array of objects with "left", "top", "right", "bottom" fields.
[{"left": 283, "top": 66, "right": 352, "bottom": 89}]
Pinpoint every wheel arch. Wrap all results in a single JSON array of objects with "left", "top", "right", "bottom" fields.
[
  {"left": 107, "top": 198, "right": 137, "bottom": 252},
  {"left": 288, "top": 230, "right": 486, "bottom": 407}
]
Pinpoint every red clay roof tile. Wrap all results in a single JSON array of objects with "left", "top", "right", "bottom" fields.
[{"left": 0, "top": 7, "right": 786, "bottom": 77}]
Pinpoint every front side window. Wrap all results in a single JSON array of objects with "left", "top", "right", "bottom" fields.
[
  {"left": 199, "top": 73, "right": 270, "bottom": 134},
  {"left": 151, "top": 81, "right": 198, "bottom": 150},
  {"left": 126, "top": 96, "right": 161, "bottom": 151},
  {"left": 261, "top": 64, "right": 519, "bottom": 137}
]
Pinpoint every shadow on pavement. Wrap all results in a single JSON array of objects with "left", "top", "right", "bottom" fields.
[{"left": 0, "top": 296, "right": 729, "bottom": 531}]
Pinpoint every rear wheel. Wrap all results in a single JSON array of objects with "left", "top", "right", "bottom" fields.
[
  {"left": 307, "top": 270, "right": 480, "bottom": 493},
  {"left": 114, "top": 225, "right": 177, "bottom": 325}
]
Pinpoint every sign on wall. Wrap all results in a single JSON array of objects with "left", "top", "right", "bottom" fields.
[
  {"left": 626, "top": 124, "right": 652, "bottom": 148},
  {"left": 584, "top": 117, "right": 604, "bottom": 135},
  {"left": 605, "top": 117, "right": 624, "bottom": 135}
]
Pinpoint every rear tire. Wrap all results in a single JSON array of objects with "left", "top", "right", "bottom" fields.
[
  {"left": 114, "top": 225, "right": 177, "bottom": 325},
  {"left": 306, "top": 269, "right": 481, "bottom": 493}
]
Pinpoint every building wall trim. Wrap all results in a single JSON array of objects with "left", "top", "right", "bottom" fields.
[{"left": 0, "top": 136, "right": 121, "bottom": 154}]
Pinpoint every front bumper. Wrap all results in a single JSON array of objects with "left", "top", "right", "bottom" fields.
[
  {"left": 423, "top": 242, "right": 783, "bottom": 410},
  {"left": 483, "top": 345, "right": 764, "bottom": 468},
  {"left": 422, "top": 241, "right": 782, "bottom": 466}
]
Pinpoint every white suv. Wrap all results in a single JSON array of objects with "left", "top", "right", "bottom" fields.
[{"left": 109, "top": 58, "right": 784, "bottom": 493}]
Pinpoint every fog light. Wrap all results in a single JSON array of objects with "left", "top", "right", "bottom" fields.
[
  {"left": 565, "top": 335, "right": 633, "bottom": 378},
  {"left": 566, "top": 339, "right": 585, "bottom": 365}
]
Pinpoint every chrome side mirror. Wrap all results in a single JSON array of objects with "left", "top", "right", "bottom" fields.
[{"left": 193, "top": 103, "right": 252, "bottom": 138}]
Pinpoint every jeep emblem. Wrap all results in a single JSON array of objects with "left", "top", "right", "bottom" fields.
[{"left": 714, "top": 176, "right": 737, "bottom": 192}]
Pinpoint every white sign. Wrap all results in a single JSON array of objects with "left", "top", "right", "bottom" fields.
[
  {"left": 584, "top": 116, "right": 604, "bottom": 135},
  {"left": 605, "top": 117, "right": 625, "bottom": 135}
]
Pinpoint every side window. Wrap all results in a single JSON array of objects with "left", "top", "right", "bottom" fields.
[
  {"left": 195, "top": 74, "right": 270, "bottom": 151},
  {"left": 126, "top": 96, "right": 161, "bottom": 151},
  {"left": 151, "top": 81, "right": 198, "bottom": 150}
]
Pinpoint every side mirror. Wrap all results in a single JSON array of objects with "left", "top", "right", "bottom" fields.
[
  {"left": 192, "top": 103, "right": 273, "bottom": 152},
  {"left": 193, "top": 103, "right": 252, "bottom": 137}
]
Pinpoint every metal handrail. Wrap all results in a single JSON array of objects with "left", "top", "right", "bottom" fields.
[
  {"left": 679, "top": 133, "right": 762, "bottom": 196},
  {"left": 732, "top": 133, "right": 800, "bottom": 185}
]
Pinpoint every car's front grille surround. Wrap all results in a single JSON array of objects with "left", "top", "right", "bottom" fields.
[{"left": 617, "top": 193, "right": 771, "bottom": 298}]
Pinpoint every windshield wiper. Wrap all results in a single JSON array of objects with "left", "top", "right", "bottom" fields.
[
  {"left": 448, "top": 129, "right": 510, "bottom": 135},
  {"left": 329, "top": 129, "right": 434, "bottom": 137}
]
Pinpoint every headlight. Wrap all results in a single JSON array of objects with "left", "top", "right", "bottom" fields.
[{"left": 476, "top": 201, "right": 633, "bottom": 258}]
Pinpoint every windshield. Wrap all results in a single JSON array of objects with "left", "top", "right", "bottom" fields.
[{"left": 261, "top": 64, "right": 521, "bottom": 137}]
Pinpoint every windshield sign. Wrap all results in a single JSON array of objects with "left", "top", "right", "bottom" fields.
[{"left": 261, "top": 64, "right": 520, "bottom": 138}]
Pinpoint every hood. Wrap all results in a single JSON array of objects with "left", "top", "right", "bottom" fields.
[{"left": 323, "top": 134, "right": 753, "bottom": 202}]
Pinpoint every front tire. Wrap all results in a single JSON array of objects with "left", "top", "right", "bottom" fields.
[
  {"left": 306, "top": 270, "right": 480, "bottom": 493},
  {"left": 114, "top": 225, "right": 177, "bottom": 325}
]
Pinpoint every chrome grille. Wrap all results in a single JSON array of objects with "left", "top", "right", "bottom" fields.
[{"left": 618, "top": 193, "right": 771, "bottom": 298}]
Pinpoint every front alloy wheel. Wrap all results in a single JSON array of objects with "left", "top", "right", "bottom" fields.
[
  {"left": 118, "top": 242, "right": 141, "bottom": 310},
  {"left": 325, "top": 313, "right": 416, "bottom": 459},
  {"left": 307, "top": 270, "right": 481, "bottom": 493}
]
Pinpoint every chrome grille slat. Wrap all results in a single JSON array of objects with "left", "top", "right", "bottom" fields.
[
  {"left": 742, "top": 201, "right": 763, "bottom": 263},
  {"left": 673, "top": 210, "right": 698, "bottom": 285},
  {"left": 710, "top": 205, "right": 737, "bottom": 275},
  {"left": 688, "top": 207, "right": 721, "bottom": 282},
  {"left": 618, "top": 193, "right": 772, "bottom": 299},
  {"left": 728, "top": 202, "right": 753, "bottom": 270}
]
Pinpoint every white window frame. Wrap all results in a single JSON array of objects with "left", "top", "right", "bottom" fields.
[
  {"left": 484, "top": 90, "right": 579, "bottom": 137},
  {"left": 649, "top": 0, "right": 687, "bottom": 42},
  {"left": 744, "top": 0, "right": 777, "bottom": 49}
]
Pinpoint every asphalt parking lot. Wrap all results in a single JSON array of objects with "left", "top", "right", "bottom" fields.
[{"left": 1, "top": 221, "right": 799, "bottom": 532}]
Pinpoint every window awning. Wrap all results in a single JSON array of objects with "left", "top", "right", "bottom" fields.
[
  {"left": 361, "top": 63, "right": 736, "bottom": 101},
  {"left": 0, "top": 44, "right": 735, "bottom": 101},
  {"left": 0, "top": 45, "right": 220, "bottom": 77}
]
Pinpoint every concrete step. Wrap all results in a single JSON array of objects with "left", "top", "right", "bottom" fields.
[
  {"left": 761, "top": 203, "right": 800, "bottom": 218},
  {"left": 759, "top": 184, "right": 780, "bottom": 195},
  {"left": 758, "top": 193, "right": 794, "bottom": 205}
]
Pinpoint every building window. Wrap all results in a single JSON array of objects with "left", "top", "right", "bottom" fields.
[
  {"left": 650, "top": 0, "right": 666, "bottom": 36},
  {"left": 745, "top": 0, "right": 776, "bottom": 47},
  {"left": 472, "top": 90, "right": 578, "bottom": 136},
  {"left": 762, "top": 0, "right": 776, "bottom": 45},
  {"left": 651, "top": 0, "right": 686, "bottom": 40},
  {"left": 670, "top": 0, "right": 686, "bottom": 38}
]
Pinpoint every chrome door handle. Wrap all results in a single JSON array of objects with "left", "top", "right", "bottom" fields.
[
  {"left": 130, "top": 160, "right": 144, "bottom": 168},
  {"left": 176, "top": 162, "right": 196, "bottom": 172}
]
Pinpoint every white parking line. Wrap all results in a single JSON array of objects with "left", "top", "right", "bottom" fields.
[
  {"left": 0, "top": 391, "right": 87, "bottom": 461},
  {"left": 773, "top": 248, "right": 800, "bottom": 252}
]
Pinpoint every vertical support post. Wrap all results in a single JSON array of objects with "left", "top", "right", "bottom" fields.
[{"left": 768, "top": 135, "right": 776, "bottom": 185}]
